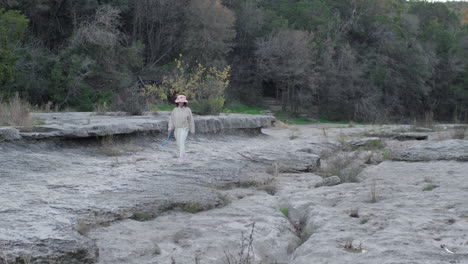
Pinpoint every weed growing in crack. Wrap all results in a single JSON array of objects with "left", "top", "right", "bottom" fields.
[
  {"left": 322, "top": 127, "right": 328, "bottom": 137},
  {"left": 224, "top": 222, "right": 255, "bottom": 264},
  {"left": 349, "top": 208, "right": 359, "bottom": 218},
  {"left": 131, "top": 211, "right": 154, "bottom": 221},
  {"left": 216, "top": 192, "right": 231, "bottom": 206},
  {"left": 343, "top": 239, "right": 365, "bottom": 253},
  {"left": 288, "top": 127, "right": 301, "bottom": 140},
  {"left": 181, "top": 201, "right": 213, "bottom": 213},
  {"left": 101, "top": 134, "right": 123, "bottom": 157},
  {"left": 280, "top": 208, "right": 289, "bottom": 217},
  {"left": 423, "top": 184, "right": 439, "bottom": 191},
  {"left": 381, "top": 148, "right": 392, "bottom": 160}
]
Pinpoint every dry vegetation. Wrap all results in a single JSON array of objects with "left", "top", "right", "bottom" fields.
[{"left": 0, "top": 94, "right": 32, "bottom": 126}]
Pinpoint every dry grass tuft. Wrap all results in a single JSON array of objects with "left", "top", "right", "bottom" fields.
[
  {"left": 343, "top": 239, "right": 365, "bottom": 253},
  {"left": 93, "top": 102, "right": 110, "bottom": 115},
  {"left": 100, "top": 134, "right": 124, "bottom": 156},
  {"left": 320, "top": 153, "right": 362, "bottom": 183},
  {"left": 224, "top": 223, "right": 256, "bottom": 264},
  {"left": 0, "top": 94, "right": 32, "bottom": 126}
]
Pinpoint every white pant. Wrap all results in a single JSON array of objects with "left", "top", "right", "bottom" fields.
[{"left": 174, "top": 128, "right": 188, "bottom": 158}]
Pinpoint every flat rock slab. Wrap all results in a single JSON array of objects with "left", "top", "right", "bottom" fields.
[
  {"left": 393, "top": 139, "right": 468, "bottom": 161},
  {"left": 239, "top": 150, "right": 320, "bottom": 172},
  {"left": 346, "top": 137, "right": 381, "bottom": 149},
  {"left": 12, "top": 112, "right": 273, "bottom": 140}
]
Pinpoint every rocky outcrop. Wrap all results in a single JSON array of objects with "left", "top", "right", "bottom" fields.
[
  {"left": 13, "top": 112, "right": 273, "bottom": 140},
  {"left": 0, "top": 127, "right": 21, "bottom": 141},
  {"left": 0, "top": 124, "right": 327, "bottom": 263},
  {"left": 345, "top": 137, "right": 381, "bottom": 149},
  {"left": 393, "top": 132, "right": 428, "bottom": 141},
  {"left": 393, "top": 139, "right": 468, "bottom": 161}
]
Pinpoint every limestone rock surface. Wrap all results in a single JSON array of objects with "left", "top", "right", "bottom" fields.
[
  {"left": 0, "top": 127, "right": 20, "bottom": 141},
  {"left": 15, "top": 112, "right": 273, "bottom": 139},
  {"left": 394, "top": 139, "right": 468, "bottom": 161}
]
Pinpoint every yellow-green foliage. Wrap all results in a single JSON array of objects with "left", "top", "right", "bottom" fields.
[{"left": 145, "top": 55, "right": 230, "bottom": 115}]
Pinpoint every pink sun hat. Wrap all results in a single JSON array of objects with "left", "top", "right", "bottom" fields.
[{"left": 175, "top": 95, "right": 188, "bottom": 103}]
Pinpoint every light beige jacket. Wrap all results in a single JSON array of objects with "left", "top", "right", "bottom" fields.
[{"left": 168, "top": 107, "right": 195, "bottom": 133}]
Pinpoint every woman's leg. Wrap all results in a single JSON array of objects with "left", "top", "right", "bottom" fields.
[{"left": 175, "top": 128, "right": 188, "bottom": 158}]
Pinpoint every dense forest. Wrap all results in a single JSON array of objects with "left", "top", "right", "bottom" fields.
[{"left": 0, "top": 0, "right": 467, "bottom": 122}]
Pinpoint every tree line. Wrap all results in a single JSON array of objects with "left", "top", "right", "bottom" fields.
[{"left": 0, "top": 0, "right": 467, "bottom": 122}]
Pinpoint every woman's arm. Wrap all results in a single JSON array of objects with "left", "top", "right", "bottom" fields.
[{"left": 188, "top": 108, "right": 195, "bottom": 134}]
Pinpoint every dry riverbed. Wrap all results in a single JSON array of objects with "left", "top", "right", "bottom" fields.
[{"left": 1, "top": 113, "right": 467, "bottom": 263}]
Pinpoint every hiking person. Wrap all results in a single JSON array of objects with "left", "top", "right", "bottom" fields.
[{"left": 168, "top": 95, "right": 195, "bottom": 160}]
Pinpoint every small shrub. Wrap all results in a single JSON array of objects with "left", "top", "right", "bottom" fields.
[
  {"left": 381, "top": 148, "right": 392, "bottom": 160},
  {"left": 349, "top": 208, "right": 359, "bottom": 218},
  {"left": 343, "top": 240, "right": 364, "bottom": 253},
  {"left": 423, "top": 184, "right": 439, "bottom": 191},
  {"left": 181, "top": 201, "right": 208, "bottom": 213},
  {"left": 0, "top": 94, "right": 31, "bottom": 126},
  {"left": 216, "top": 192, "right": 231, "bottom": 206},
  {"left": 93, "top": 101, "right": 110, "bottom": 115},
  {"left": 288, "top": 127, "right": 300, "bottom": 140},
  {"left": 100, "top": 134, "right": 123, "bottom": 156},
  {"left": 131, "top": 211, "right": 153, "bottom": 221},
  {"left": 320, "top": 153, "right": 362, "bottom": 183},
  {"left": 339, "top": 165, "right": 362, "bottom": 183},
  {"left": 192, "top": 97, "right": 224, "bottom": 115},
  {"left": 337, "top": 134, "right": 353, "bottom": 152}
]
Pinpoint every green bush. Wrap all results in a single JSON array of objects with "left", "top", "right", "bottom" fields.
[
  {"left": 192, "top": 97, "right": 224, "bottom": 115},
  {"left": 0, "top": 9, "right": 28, "bottom": 86},
  {"left": 70, "top": 87, "right": 113, "bottom": 112}
]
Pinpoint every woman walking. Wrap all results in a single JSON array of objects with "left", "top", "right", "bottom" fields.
[{"left": 168, "top": 95, "right": 195, "bottom": 160}]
